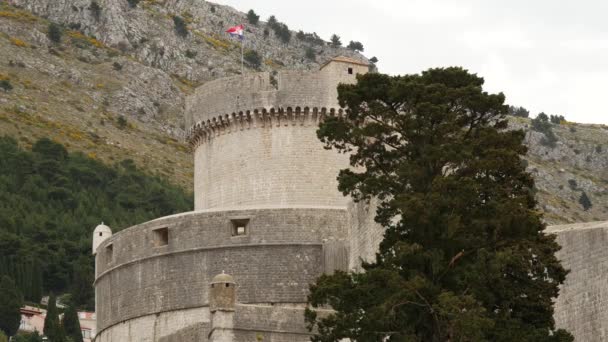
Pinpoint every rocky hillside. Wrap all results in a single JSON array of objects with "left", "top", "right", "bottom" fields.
[
  {"left": 0, "top": 0, "right": 606, "bottom": 224},
  {"left": 0, "top": 0, "right": 365, "bottom": 188}
]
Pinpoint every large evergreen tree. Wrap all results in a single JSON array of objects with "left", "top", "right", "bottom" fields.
[
  {"left": 62, "top": 301, "right": 83, "bottom": 342},
  {"left": 43, "top": 294, "right": 65, "bottom": 342},
  {"left": 306, "top": 69, "right": 572, "bottom": 341},
  {"left": 0, "top": 276, "right": 23, "bottom": 337}
]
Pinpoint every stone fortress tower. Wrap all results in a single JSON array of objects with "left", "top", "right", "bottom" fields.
[
  {"left": 92, "top": 56, "right": 608, "bottom": 341},
  {"left": 92, "top": 57, "right": 370, "bottom": 342}
]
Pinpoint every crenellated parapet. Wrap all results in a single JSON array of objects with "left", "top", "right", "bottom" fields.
[{"left": 187, "top": 106, "right": 345, "bottom": 148}]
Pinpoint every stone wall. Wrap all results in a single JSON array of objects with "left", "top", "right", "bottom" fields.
[
  {"left": 94, "top": 307, "right": 209, "bottom": 342},
  {"left": 94, "top": 207, "right": 348, "bottom": 333},
  {"left": 547, "top": 221, "right": 608, "bottom": 342},
  {"left": 192, "top": 123, "right": 351, "bottom": 210}
]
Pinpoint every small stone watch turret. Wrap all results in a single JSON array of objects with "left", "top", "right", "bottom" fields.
[
  {"left": 92, "top": 223, "right": 112, "bottom": 255},
  {"left": 208, "top": 272, "right": 236, "bottom": 342}
]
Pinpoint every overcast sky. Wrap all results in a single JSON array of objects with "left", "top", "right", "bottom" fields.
[{"left": 217, "top": 0, "right": 607, "bottom": 124}]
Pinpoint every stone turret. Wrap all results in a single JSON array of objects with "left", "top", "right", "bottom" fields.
[
  {"left": 208, "top": 273, "right": 236, "bottom": 342},
  {"left": 92, "top": 223, "right": 112, "bottom": 255}
]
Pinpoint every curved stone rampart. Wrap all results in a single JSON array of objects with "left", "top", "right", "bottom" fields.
[{"left": 94, "top": 207, "right": 348, "bottom": 332}]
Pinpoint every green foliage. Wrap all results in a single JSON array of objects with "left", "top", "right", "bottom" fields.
[
  {"left": 173, "top": 15, "right": 188, "bottom": 37},
  {"left": 550, "top": 114, "right": 565, "bottom": 124},
  {"left": 309, "top": 69, "right": 572, "bottom": 341},
  {"left": 0, "top": 331, "right": 6, "bottom": 342},
  {"left": 329, "top": 34, "right": 341, "bottom": 47},
  {"left": 0, "top": 80, "right": 12, "bottom": 92},
  {"left": 0, "top": 137, "right": 192, "bottom": 308},
  {"left": 346, "top": 40, "right": 364, "bottom": 52},
  {"left": 369, "top": 56, "right": 379, "bottom": 64},
  {"left": 63, "top": 302, "right": 83, "bottom": 342},
  {"left": 210, "top": 5, "right": 215, "bottom": 13},
  {"left": 246, "top": 9, "right": 259, "bottom": 25},
  {"left": 531, "top": 113, "right": 558, "bottom": 148},
  {"left": 116, "top": 115, "right": 128, "bottom": 129},
  {"left": 112, "top": 62, "right": 123, "bottom": 71},
  {"left": 579, "top": 191, "right": 592, "bottom": 211},
  {"left": 296, "top": 31, "right": 324, "bottom": 46},
  {"left": 0, "top": 276, "right": 23, "bottom": 337},
  {"left": 508, "top": 105, "right": 530, "bottom": 118},
  {"left": 44, "top": 294, "right": 65, "bottom": 342},
  {"left": 266, "top": 15, "right": 290, "bottom": 43},
  {"left": 244, "top": 49, "right": 262, "bottom": 69},
  {"left": 185, "top": 49, "right": 197, "bottom": 59},
  {"left": 0, "top": 257, "right": 42, "bottom": 303},
  {"left": 126, "top": 0, "right": 140, "bottom": 8},
  {"left": 568, "top": 179, "right": 578, "bottom": 190},
  {"left": 304, "top": 47, "right": 315, "bottom": 61},
  {"left": 48, "top": 23, "right": 63, "bottom": 43},
  {"left": 89, "top": 1, "right": 101, "bottom": 21},
  {"left": 13, "top": 332, "right": 43, "bottom": 342}
]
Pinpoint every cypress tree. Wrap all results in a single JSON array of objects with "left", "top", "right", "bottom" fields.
[
  {"left": 44, "top": 294, "right": 65, "bottom": 342},
  {"left": 63, "top": 302, "right": 83, "bottom": 342},
  {"left": 0, "top": 275, "right": 23, "bottom": 337},
  {"left": 307, "top": 69, "right": 573, "bottom": 341}
]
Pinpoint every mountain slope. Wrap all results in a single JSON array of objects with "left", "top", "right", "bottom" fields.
[{"left": 0, "top": 0, "right": 607, "bottom": 224}]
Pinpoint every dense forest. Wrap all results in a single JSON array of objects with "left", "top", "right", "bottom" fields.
[{"left": 0, "top": 136, "right": 193, "bottom": 310}]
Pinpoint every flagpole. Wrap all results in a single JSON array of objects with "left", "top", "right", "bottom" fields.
[{"left": 241, "top": 37, "right": 244, "bottom": 75}]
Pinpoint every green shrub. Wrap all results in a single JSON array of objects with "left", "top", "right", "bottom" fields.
[
  {"left": 550, "top": 114, "right": 565, "bottom": 124},
  {"left": 266, "top": 15, "right": 290, "bottom": 43},
  {"left": 112, "top": 62, "right": 123, "bottom": 71},
  {"left": 126, "top": 0, "right": 140, "bottom": 8},
  {"left": 347, "top": 40, "right": 364, "bottom": 52},
  {"left": 173, "top": 15, "right": 188, "bottom": 37},
  {"left": 330, "top": 34, "right": 341, "bottom": 47},
  {"left": 305, "top": 47, "right": 315, "bottom": 60},
  {"left": 508, "top": 105, "right": 529, "bottom": 118},
  {"left": 579, "top": 191, "right": 592, "bottom": 211},
  {"left": 210, "top": 5, "right": 216, "bottom": 13},
  {"left": 89, "top": 1, "right": 102, "bottom": 20},
  {"left": 247, "top": 9, "right": 259, "bottom": 25},
  {"left": 117, "top": 115, "right": 128, "bottom": 129},
  {"left": 185, "top": 49, "right": 197, "bottom": 59},
  {"left": 0, "top": 80, "right": 12, "bottom": 92},
  {"left": 568, "top": 179, "right": 577, "bottom": 190},
  {"left": 48, "top": 23, "right": 63, "bottom": 43},
  {"left": 244, "top": 49, "right": 262, "bottom": 69},
  {"left": 531, "top": 113, "right": 557, "bottom": 148}
]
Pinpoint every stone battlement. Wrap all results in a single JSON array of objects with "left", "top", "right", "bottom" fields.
[{"left": 185, "top": 58, "right": 370, "bottom": 146}]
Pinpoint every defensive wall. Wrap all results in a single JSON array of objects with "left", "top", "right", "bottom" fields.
[{"left": 93, "top": 207, "right": 350, "bottom": 341}]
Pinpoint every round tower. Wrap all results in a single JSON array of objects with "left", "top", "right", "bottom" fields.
[
  {"left": 92, "top": 223, "right": 112, "bottom": 255},
  {"left": 209, "top": 273, "right": 236, "bottom": 342},
  {"left": 186, "top": 57, "right": 370, "bottom": 211},
  {"left": 209, "top": 273, "right": 236, "bottom": 312}
]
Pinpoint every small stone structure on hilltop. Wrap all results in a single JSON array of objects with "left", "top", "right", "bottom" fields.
[{"left": 92, "top": 57, "right": 608, "bottom": 341}]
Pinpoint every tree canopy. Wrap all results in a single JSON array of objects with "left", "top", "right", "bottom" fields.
[
  {"left": 307, "top": 68, "right": 572, "bottom": 341},
  {"left": 43, "top": 294, "right": 64, "bottom": 342},
  {"left": 0, "top": 136, "right": 192, "bottom": 309},
  {"left": 0, "top": 276, "right": 22, "bottom": 337}
]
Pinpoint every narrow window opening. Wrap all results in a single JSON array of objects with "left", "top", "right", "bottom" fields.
[
  {"left": 225, "top": 283, "right": 230, "bottom": 288},
  {"left": 99, "top": 232, "right": 103, "bottom": 237},
  {"left": 153, "top": 227, "right": 169, "bottom": 247},
  {"left": 231, "top": 219, "right": 249, "bottom": 236},
  {"left": 106, "top": 244, "right": 114, "bottom": 264},
  {"left": 348, "top": 67, "right": 353, "bottom": 74}
]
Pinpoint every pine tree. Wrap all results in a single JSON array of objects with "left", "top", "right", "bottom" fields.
[
  {"left": 62, "top": 302, "right": 83, "bottom": 342},
  {"left": 307, "top": 69, "right": 573, "bottom": 341},
  {"left": 246, "top": 9, "right": 259, "bottom": 25},
  {"left": 329, "top": 34, "right": 341, "bottom": 47},
  {"left": 44, "top": 294, "right": 65, "bottom": 342},
  {"left": 579, "top": 191, "right": 592, "bottom": 211},
  {"left": 0, "top": 276, "right": 23, "bottom": 337}
]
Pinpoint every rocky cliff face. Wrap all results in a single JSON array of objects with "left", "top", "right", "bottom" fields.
[
  {"left": 0, "top": 0, "right": 606, "bottom": 223},
  {"left": 0, "top": 0, "right": 366, "bottom": 188}
]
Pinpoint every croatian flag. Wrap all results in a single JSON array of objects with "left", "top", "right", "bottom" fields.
[{"left": 226, "top": 24, "right": 244, "bottom": 40}]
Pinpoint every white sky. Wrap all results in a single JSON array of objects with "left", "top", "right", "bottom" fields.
[{"left": 217, "top": 0, "right": 607, "bottom": 124}]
